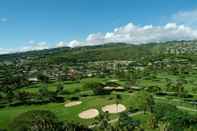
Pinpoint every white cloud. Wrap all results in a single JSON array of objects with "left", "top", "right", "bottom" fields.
[
  {"left": 67, "top": 40, "right": 84, "bottom": 47},
  {"left": 28, "top": 40, "right": 35, "bottom": 44},
  {"left": 56, "top": 41, "right": 65, "bottom": 47},
  {"left": 0, "top": 48, "right": 14, "bottom": 54},
  {"left": 68, "top": 22, "right": 197, "bottom": 47},
  {"left": 28, "top": 21, "right": 197, "bottom": 50},
  {"left": 0, "top": 18, "right": 8, "bottom": 22},
  {"left": 0, "top": 41, "right": 49, "bottom": 54},
  {"left": 2, "top": 16, "right": 197, "bottom": 54},
  {"left": 172, "top": 9, "right": 197, "bottom": 27},
  {"left": 86, "top": 33, "right": 105, "bottom": 44},
  {"left": 20, "top": 41, "right": 49, "bottom": 52},
  {"left": 164, "top": 23, "right": 177, "bottom": 29}
]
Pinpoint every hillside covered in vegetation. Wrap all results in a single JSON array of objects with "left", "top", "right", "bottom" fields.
[{"left": 0, "top": 41, "right": 197, "bottom": 131}]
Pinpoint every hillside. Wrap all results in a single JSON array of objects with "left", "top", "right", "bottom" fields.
[
  {"left": 1, "top": 40, "right": 197, "bottom": 131},
  {"left": 1, "top": 40, "right": 197, "bottom": 65}
]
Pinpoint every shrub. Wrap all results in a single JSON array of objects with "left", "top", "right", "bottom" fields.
[
  {"left": 9, "top": 110, "right": 62, "bottom": 131},
  {"left": 92, "top": 85, "right": 111, "bottom": 95},
  {"left": 0, "top": 128, "right": 6, "bottom": 131},
  {"left": 105, "top": 81, "right": 120, "bottom": 87},
  {"left": 69, "top": 95, "right": 80, "bottom": 101},
  {"left": 73, "top": 88, "right": 80, "bottom": 93},
  {"left": 82, "top": 81, "right": 103, "bottom": 90},
  {"left": 145, "top": 86, "right": 161, "bottom": 93},
  {"left": 128, "top": 106, "right": 139, "bottom": 113},
  {"left": 79, "top": 91, "right": 94, "bottom": 97}
]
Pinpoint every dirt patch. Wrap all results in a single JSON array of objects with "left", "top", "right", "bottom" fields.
[
  {"left": 79, "top": 109, "right": 99, "bottom": 119},
  {"left": 102, "top": 104, "right": 126, "bottom": 114},
  {"left": 64, "top": 101, "right": 82, "bottom": 107}
]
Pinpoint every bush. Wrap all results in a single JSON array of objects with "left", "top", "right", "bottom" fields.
[
  {"left": 50, "top": 96, "right": 65, "bottom": 103},
  {"left": 9, "top": 100, "right": 24, "bottom": 107},
  {"left": 69, "top": 95, "right": 80, "bottom": 101},
  {"left": 128, "top": 107, "right": 139, "bottom": 113},
  {"left": 26, "top": 98, "right": 49, "bottom": 105},
  {"left": 82, "top": 81, "right": 110, "bottom": 95},
  {"left": 73, "top": 88, "right": 80, "bottom": 93},
  {"left": 105, "top": 81, "right": 120, "bottom": 87},
  {"left": 155, "top": 92, "right": 167, "bottom": 96},
  {"left": 0, "top": 104, "right": 6, "bottom": 108},
  {"left": 92, "top": 85, "right": 111, "bottom": 95},
  {"left": 62, "top": 122, "right": 92, "bottom": 131},
  {"left": 9, "top": 110, "right": 62, "bottom": 131},
  {"left": 79, "top": 91, "right": 94, "bottom": 97},
  {"left": 82, "top": 81, "right": 103, "bottom": 90},
  {"left": 180, "top": 93, "right": 193, "bottom": 98},
  {"left": 108, "top": 96, "right": 114, "bottom": 100},
  {"left": 145, "top": 86, "right": 161, "bottom": 93}
]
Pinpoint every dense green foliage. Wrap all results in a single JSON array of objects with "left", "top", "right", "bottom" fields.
[
  {"left": 9, "top": 110, "right": 91, "bottom": 131},
  {"left": 1, "top": 41, "right": 197, "bottom": 131},
  {"left": 9, "top": 110, "right": 62, "bottom": 131}
]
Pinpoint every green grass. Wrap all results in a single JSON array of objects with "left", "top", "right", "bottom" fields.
[
  {"left": 1, "top": 75, "right": 197, "bottom": 129},
  {"left": 0, "top": 93, "right": 133, "bottom": 129},
  {"left": 137, "top": 72, "right": 197, "bottom": 93},
  {"left": 18, "top": 77, "right": 107, "bottom": 93}
]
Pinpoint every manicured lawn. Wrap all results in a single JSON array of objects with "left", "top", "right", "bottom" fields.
[
  {"left": 0, "top": 93, "right": 133, "bottom": 129},
  {"left": 1, "top": 75, "right": 197, "bottom": 130},
  {"left": 137, "top": 72, "right": 197, "bottom": 93},
  {"left": 18, "top": 77, "right": 111, "bottom": 94}
]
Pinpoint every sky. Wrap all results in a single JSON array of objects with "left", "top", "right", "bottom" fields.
[{"left": 1, "top": 0, "right": 197, "bottom": 54}]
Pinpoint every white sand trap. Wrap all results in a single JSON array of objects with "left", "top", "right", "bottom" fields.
[
  {"left": 64, "top": 101, "right": 82, "bottom": 107},
  {"left": 115, "top": 86, "right": 125, "bottom": 90},
  {"left": 79, "top": 109, "right": 99, "bottom": 119},
  {"left": 102, "top": 104, "right": 126, "bottom": 114},
  {"left": 104, "top": 86, "right": 115, "bottom": 90}
]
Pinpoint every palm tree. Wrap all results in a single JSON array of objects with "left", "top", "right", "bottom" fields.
[
  {"left": 159, "top": 121, "right": 170, "bottom": 131},
  {"left": 37, "top": 73, "right": 49, "bottom": 84},
  {"left": 175, "top": 79, "right": 185, "bottom": 97},
  {"left": 95, "top": 111, "right": 112, "bottom": 131},
  {"left": 117, "top": 112, "right": 140, "bottom": 131},
  {"left": 9, "top": 110, "right": 63, "bottom": 131},
  {"left": 55, "top": 82, "right": 64, "bottom": 95},
  {"left": 165, "top": 78, "right": 173, "bottom": 92},
  {"left": 147, "top": 113, "right": 157, "bottom": 129},
  {"left": 115, "top": 94, "right": 122, "bottom": 112}
]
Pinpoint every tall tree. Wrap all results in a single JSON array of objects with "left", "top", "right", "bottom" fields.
[
  {"left": 117, "top": 112, "right": 140, "bottom": 131},
  {"left": 134, "top": 91, "right": 155, "bottom": 113},
  {"left": 9, "top": 110, "right": 62, "bottom": 131}
]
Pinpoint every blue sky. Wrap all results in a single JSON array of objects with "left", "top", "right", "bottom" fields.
[{"left": 1, "top": 0, "right": 197, "bottom": 53}]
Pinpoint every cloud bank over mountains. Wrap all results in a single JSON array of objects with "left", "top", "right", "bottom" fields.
[
  {"left": 1, "top": 22, "right": 197, "bottom": 54},
  {"left": 64, "top": 22, "right": 197, "bottom": 47},
  {"left": 0, "top": 41, "right": 49, "bottom": 55}
]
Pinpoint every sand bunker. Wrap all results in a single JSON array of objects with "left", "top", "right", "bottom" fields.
[
  {"left": 104, "top": 86, "right": 124, "bottom": 90},
  {"left": 109, "top": 79, "right": 118, "bottom": 82},
  {"left": 102, "top": 104, "right": 126, "bottom": 113},
  {"left": 79, "top": 109, "right": 99, "bottom": 119},
  {"left": 64, "top": 101, "right": 82, "bottom": 107}
]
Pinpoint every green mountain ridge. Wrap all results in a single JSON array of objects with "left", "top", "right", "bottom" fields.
[{"left": 1, "top": 40, "right": 197, "bottom": 64}]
